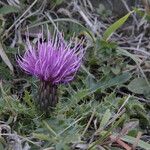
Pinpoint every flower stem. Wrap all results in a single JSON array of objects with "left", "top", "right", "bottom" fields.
[{"left": 38, "top": 81, "right": 58, "bottom": 114}]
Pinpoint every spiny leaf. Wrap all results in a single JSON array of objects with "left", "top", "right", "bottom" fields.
[
  {"left": 72, "top": 73, "right": 131, "bottom": 101},
  {"left": 89, "top": 72, "right": 131, "bottom": 93}
]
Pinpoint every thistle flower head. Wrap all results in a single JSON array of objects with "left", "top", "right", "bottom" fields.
[{"left": 17, "top": 32, "right": 85, "bottom": 85}]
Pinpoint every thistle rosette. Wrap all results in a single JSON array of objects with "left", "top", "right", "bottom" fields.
[{"left": 17, "top": 32, "right": 85, "bottom": 113}]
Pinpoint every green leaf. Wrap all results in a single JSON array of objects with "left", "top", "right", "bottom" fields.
[
  {"left": 0, "top": 5, "right": 19, "bottom": 15},
  {"left": 33, "top": 133, "right": 49, "bottom": 141},
  {"left": 90, "top": 72, "right": 131, "bottom": 93},
  {"left": 111, "top": 66, "right": 121, "bottom": 75},
  {"left": 103, "top": 11, "right": 133, "bottom": 41},
  {"left": 117, "top": 48, "right": 142, "bottom": 64},
  {"left": 100, "top": 109, "right": 111, "bottom": 128},
  {"left": 128, "top": 78, "right": 150, "bottom": 94},
  {"left": 72, "top": 73, "right": 131, "bottom": 102},
  {"left": 122, "top": 135, "right": 150, "bottom": 150},
  {"left": 52, "top": 0, "right": 64, "bottom": 6},
  {"left": 43, "top": 121, "right": 58, "bottom": 137},
  {"left": 73, "top": 89, "right": 89, "bottom": 100},
  {"left": 0, "top": 42, "right": 14, "bottom": 72},
  {"left": 23, "top": 91, "right": 34, "bottom": 108},
  {"left": 0, "top": 143, "right": 4, "bottom": 150}
]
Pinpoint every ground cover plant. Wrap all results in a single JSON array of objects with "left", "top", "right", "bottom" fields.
[{"left": 0, "top": 0, "right": 150, "bottom": 149}]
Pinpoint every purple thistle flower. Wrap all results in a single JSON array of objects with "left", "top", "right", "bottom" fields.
[
  {"left": 18, "top": 33, "right": 85, "bottom": 85},
  {"left": 17, "top": 32, "right": 85, "bottom": 113}
]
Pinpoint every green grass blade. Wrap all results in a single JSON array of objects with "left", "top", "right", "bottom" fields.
[{"left": 103, "top": 11, "right": 134, "bottom": 41}]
